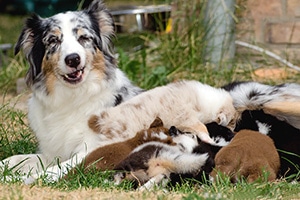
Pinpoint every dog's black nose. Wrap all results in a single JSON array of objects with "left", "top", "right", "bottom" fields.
[{"left": 65, "top": 53, "right": 81, "bottom": 68}]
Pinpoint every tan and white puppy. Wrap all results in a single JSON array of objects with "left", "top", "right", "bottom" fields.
[{"left": 89, "top": 80, "right": 237, "bottom": 144}]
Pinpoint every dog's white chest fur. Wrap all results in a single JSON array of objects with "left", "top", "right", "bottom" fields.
[{"left": 29, "top": 69, "right": 137, "bottom": 161}]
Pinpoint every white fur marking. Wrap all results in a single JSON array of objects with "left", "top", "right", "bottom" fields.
[{"left": 256, "top": 121, "right": 271, "bottom": 135}]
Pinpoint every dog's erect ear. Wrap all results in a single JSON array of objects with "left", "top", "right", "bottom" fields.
[
  {"left": 15, "top": 14, "right": 45, "bottom": 86},
  {"left": 86, "top": 0, "right": 114, "bottom": 53}
]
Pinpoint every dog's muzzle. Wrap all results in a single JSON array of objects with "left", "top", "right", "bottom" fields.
[{"left": 63, "top": 53, "right": 85, "bottom": 84}]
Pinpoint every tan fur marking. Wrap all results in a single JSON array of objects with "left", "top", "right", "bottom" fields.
[
  {"left": 149, "top": 117, "right": 163, "bottom": 128},
  {"left": 179, "top": 122, "right": 208, "bottom": 134},
  {"left": 51, "top": 27, "right": 61, "bottom": 35},
  {"left": 264, "top": 101, "right": 300, "bottom": 116},
  {"left": 147, "top": 158, "right": 176, "bottom": 177},
  {"left": 100, "top": 111, "right": 108, "bottom": 119},
  {"left": 120, "top": 122, "right": 127, "bottom": 132},
  {"left": 90, "top": 49, "right": 106, "bottom": 78},
  {"left": 88, "top": 115, "right": 101, "bottom": 133},
  {"left": 102, "top": 129, "right": 114, "bottom": 139},
  {"left": 76, "top": 27, "right": 85, "bottom": 36},
  {"left": 42, "top": 53, "right": 60, "bottom": 94},
  {"left": 133, "top": 103, "right": 142, "bottom": 110}
]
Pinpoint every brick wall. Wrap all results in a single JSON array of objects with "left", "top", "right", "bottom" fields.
[{"left": 236, "top": 0, "right": 300, "bottom": 63}]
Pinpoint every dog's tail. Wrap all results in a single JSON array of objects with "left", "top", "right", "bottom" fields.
[
  {"left": 223, "top": 81, "right": 300, "bottom": 129},
  {"left": 224, "top": 82, "right": 300, "bottom": 110}
]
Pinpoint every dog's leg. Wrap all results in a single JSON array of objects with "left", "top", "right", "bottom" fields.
[
  {"left": 179, "top": 121, "right": 214, "bottom": 144},
  {"left": 137, "top": 173, "right": 168, "bottom": 191},
  {"left": 24, "top": 152, "right": 86, "bottom": 184},
  {"left": 0, "top": 154, "right": 47, "bottom": 174}
]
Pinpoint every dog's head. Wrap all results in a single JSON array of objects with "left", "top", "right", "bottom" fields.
[{"left": 15, "top": 0, "right": 115, "bottom": 92}]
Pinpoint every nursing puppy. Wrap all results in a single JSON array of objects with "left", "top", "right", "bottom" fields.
[
  {"left": 70, "top": 117, "right": 174, "bottom": 174},
  {"left": 89, "top": 80, "right": 237, "bottom": 145},
  {"left": 2, "top": 0, "right": 142, "bottom": 182},
  {"left": 235, "top": 110, "right": 300, "bottom": 179},
  {"left": 113, "top": 128, "right": 207, "bottom": 191},
  {"left": 211, "top": 129, "right": 280, "bottom": 183},
  {"left": 168, "top": 122, "right": 235, "bottom": 185},
  {"left": 113, "top": 123, "right": 235, "bottom": 190},
  {"left": 224, "top": 81, "right": 300, "bottom": 179}
]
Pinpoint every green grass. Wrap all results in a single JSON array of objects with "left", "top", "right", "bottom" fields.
[
  {"left": 0, "top": 0, "right": 300, "bottom": 199},
  {"left": 0, "top": 102, "right": 37, "bottom": 159}
]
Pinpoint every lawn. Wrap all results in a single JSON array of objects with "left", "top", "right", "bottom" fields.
[{"left": 0, "top": 2, "right": 300, "bottom": 199}]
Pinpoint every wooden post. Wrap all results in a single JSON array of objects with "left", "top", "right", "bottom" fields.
[{"left": 204, "top": 0, "right": 236, "bottom": 67}]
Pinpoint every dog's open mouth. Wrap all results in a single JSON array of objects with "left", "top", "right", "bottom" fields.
[{"left": 62, "top": 68, "right": 85, "bottom": 84}]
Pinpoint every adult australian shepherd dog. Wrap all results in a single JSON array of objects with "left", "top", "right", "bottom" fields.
[{"left": 1, "top": 0, "right": 142, "bottom": 181}]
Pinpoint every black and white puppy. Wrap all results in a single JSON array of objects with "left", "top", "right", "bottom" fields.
[
  {"left": 224, "top": 81, "right": 300, "bottom": 179},
  {"left": 168, "top": 122, "right": 235, "bottom": 185}
]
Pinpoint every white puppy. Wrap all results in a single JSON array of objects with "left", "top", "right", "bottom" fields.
[{"left": 89, "top": 80, "right": 237, "bottom": 144}]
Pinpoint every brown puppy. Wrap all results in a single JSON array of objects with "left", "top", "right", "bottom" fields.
[
  {"left": 211, "top": 130, "right": 280, "bottom": 183},
  {"left": 77, "top": 117, "right": 174, "bottom": 172}
]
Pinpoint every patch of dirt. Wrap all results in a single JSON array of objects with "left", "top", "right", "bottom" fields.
[
  {"left": 252, "top": 68, "right": 298, "bottom": 82},
  {"left": 1, "top": 91, "right": 30, "bottom": 112},
  {"left": 0, "top": 184, "right": 185, "bottom": 200}
]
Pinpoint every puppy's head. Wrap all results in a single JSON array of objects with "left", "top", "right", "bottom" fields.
[
  {"left": 169, "top": 126, "right": 200, "bottom": 153},
  {"left": 15, "top": 0, "right": 115, "bottom": 93}
]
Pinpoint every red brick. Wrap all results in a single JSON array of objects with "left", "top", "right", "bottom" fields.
[
  {"left": 243, "top": 0, "right": 283, "bottom": 42},
  {"left": 247, "top": 0, "right": 283, "bottom": 18},
  {"left": 266, "top": 21, "right": 300, "bottom": 44},
  {"left": 287, "top": 0, "right": 300, "bottom": 17}
]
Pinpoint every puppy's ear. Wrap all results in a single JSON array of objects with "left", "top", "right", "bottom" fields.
[
  {"left": 86, "top": 0, "right": 114, "bottom": 53},
  {"left": 149, "top": 117, "right": 164, "bottom": 128},
  {"left": 15, "top": 14, "right": 45, "bottom": 86},
  {"left": 216, "top": 112, "right": 227, "bottom": 126}
]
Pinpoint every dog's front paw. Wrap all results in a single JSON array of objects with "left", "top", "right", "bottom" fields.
[{"left": 23, "top": 170, "right": 61, "bottom": 184}]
